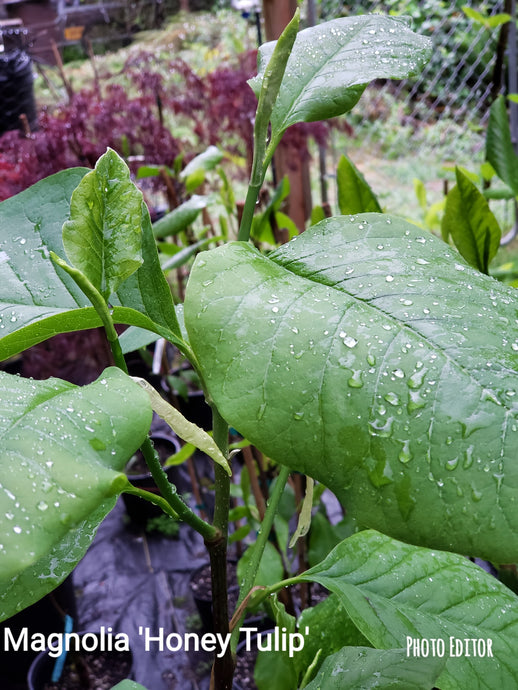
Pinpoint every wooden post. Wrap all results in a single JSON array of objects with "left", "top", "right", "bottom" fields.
[{"left": 262, "top": 0, "right": 312, "bottom": 234}]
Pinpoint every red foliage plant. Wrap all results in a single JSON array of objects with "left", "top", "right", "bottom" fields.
[{"left": 0, "top": 49, "right": 334, "bottom": 202}]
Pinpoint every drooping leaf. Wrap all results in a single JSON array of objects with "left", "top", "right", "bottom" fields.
[
  {"left": 180, "top": 145, "right": 224, "bottom": 181},
  {"left": 0, "top": 367, "right": 152, "bottom": 621},
  {"left": 486, "top": 95, "right": 518, "bottom": 196},
  {"left": 132, "top": 377, "right": 231, "bottom": 474},
  {"left": 248, "top": 15, "right": 432, "bottom": 142},
  {"left": 442, "top": 167, "right": 501, "bottom": 274},
  {"left": 304, "top": 646, "right": 445, "bottom": 690},
  {"left": 152, "top": 195, "right": 210, "bottom": 238},
  {"left": 0, "top": 168, "right": 184, "bottom": 362},
  {"left": 185, "top": 214, "right": 518, "bottom": 562},
  {"left": 298, "top": 530, "right": 518, "bottom": 689},
  {"left": 337, "top": 154, "right": 382, "bottom": 214},
  {"left": 62, "top": 149, "right": 144, "bottom": 300}
]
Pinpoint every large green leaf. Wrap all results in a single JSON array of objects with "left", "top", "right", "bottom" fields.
[
  {"left": 0, "top": 168, "right": 183, "bottom": 362},
  {"left": 62, "top": 148, "right": 144, "bottom": 300},
  {"left": 184, "top": 214, "right": 518, "bottom": 562},
  {"left": 441, "top": 167, "right": 501, "bottom": 274},
  {"left": 304, "top": 647, "right": 445, "bottom": 690},
  {"left": 0, "top": 367, "right": 152, "bottom": 621},
  {"left": 298, "top": 531, "right": 518, "bottom": 689},
  {"left": 248, "top": 15, "right": 431, "bottom": 139}
]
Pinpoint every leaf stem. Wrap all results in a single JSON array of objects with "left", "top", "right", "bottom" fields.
[
  {"left": 50, "top": 251, "right": 219, "bottom": 542},
  {"left": 230, "top": 464, "right": 291, "bottom": 651}
]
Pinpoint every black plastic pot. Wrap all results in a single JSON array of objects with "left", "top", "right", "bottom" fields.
[
  {"left": 190, "top": 561, "right": 272, "bottom": 636},
  {"left": 189, "top": 561, "right": 239, "bottom": 633},
  {"left": 0, "top": 576, "right": 77, "bottom": 690},
  {"left": 0, "top": 35, "right": 38, "bottom": 135},
  {"left": 177, "top": 389, "right": 213, "bottom": 431},
  {"left": 122, "top": 432, "right": 182, "bottom": 526},
  {"left": 27, "top": 631, "right": 133, "bottom": 690}
]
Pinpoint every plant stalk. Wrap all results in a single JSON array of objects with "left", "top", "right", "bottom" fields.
[
  {"left": 237, "top": 183, "right": 261, "bottom": 241},
  {"left": 207, "top": 405, "right": 234, "bottom": 689},
  {"left": 50, "top": 252, "right": 219, "bottom": 542},
  {"left": 230, "top": 464, "right": 291, "bottom": 652}
]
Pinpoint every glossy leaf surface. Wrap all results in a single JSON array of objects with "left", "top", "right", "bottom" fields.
[
  {"left": 185, "top": 214, "right": 518, "bottom": 561},
  {"left": 304, "top": 646, "right": 445, "bottom": 690},
  {"left": 299, "top": 531, "right": 518, "bottom": 689},
  {"left": 62, "top": 149, "right": 144, "bottom": 299},
  {"left": 248, "top": 15, "right": 431, "bottom": 137},
  {"left": 0, "top": 168, "right": 182, "bottom": 361},
  {"left": 0, "top": 368, "right": 152, "bottom": 620}
]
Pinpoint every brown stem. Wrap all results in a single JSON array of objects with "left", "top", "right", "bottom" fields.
[{"left": 242, "top": 446, "right": 266, "bottom": 521}]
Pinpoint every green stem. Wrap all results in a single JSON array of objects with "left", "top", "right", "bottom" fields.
[
  {"left": 238, "top": 183, "right": 261, "bottom": 242},
  {"left": 50, "top": 251, "right": 219, "bottom": 542},
  {"left": 142, "top": 436, "right": 218, "bottom": 541},
  {"left": 207, "top": 405, "right": 234, "bottom": 689},
  {"left": 230, "top": 464, "right": 291, "bottom": 651},
  {"left": 122, "top": 484, "right": 180, "bottom": 519}
]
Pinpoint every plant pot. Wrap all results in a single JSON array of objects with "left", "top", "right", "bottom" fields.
[
  {"left": 189, "top": 561, "right": 272, "bottom": 636},
  {"left": 233, "top": 630, "right": 277, "bottom": 690},
  {"left": 0, "top": 576, "right": 77, "bottom": 690},
  {"left": 177, "top": 389, "right": 213, "bottom": 431},
  {"left": 190, "top": 561, "right": 239, "bottom": 633},
  {"left": 27, "top": 631, "right": 133, "bottom": 690},
  {"left": 122, "top": 432, "right": 182, "bottom": 526}
]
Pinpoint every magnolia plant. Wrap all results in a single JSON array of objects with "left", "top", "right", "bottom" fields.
[{"left": 1, "top": 10, "right": 518, "bottom": 690}]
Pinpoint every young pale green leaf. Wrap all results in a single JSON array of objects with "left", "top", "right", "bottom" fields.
[
  {"left": 249, "top": 15, "right": 431, "bottom": 141},
  {"left": 442, "top": 167, "right": 501, "bottom": 274},
  {"left": 62, "top": 148, "right": 144, "bottom": 300},
  {"left": 298, "top": 530, "right": 518, "bottom": 689},
  {"left": 304, "top": 646, "right": 445, "bottom": 690},
  {"left": 288, "top": 477, "right": 314, "bottom": 547},
  {"left": 111, "top": 682, "right": 149, "bottom": 690},
  {"left": 486, "top": 95, "right": 518, "bottom": 196},
  {"left": 337, "top": 154, "right": 382, "bottom": 214},
  {"left": 132, "top": 377, "right": 231, "bottom": 475},
  {"left": 185, "top": 214, "right": 518, "bottom": 562},
  {"left": 152, "top": 195, "right": 209, "bottom": 238},
  {"left": 0, "top": 367, "right": 152, "bottom": 621},
  {"left": 0, "top": 168, "right": 184, "bottom": 362}
]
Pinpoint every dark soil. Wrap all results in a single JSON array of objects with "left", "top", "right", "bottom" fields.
[
  {"left": 42, "top": 648, "right": 132, "bottom": 690},
  {"left": 233, "top": 642, "right": 258, "bottom": 690},
  {"left": 190, "top": 561, "right": 240, "bottom": 619}
]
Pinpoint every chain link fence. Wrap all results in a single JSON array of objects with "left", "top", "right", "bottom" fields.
[{"left": 322, "top": 0, "right": 510, "bottom": 160}]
